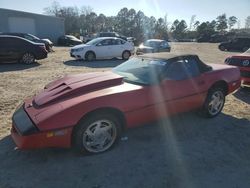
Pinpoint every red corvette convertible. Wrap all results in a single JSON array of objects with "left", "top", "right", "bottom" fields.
[
  {"left": 11, "top": 54, "right": 240, "bottom": 154},
  {"left": 225, "top": 48, "right": 250, "bottom": 86}
]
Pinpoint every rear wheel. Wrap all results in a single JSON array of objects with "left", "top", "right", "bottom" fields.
[
  {"left": 122, "top": 50, "right": 131, "bottom": 60},
  {"left": 200, "top": 87, "right": 225, "bottom": 118},
  {"left": 219, "top": 45, "right": 226, "bottom": 51},
  {"left": 21, "top": 52, "right": 35, "bottom": 64},
  {"left": 73, "top": 113, "right": 122, "bottom": 154},
  {"left": 85, "top": 51, "right": 96, "bottom": 61}
]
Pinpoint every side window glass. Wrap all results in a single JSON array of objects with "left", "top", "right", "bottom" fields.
[
  {"left": 183, "top": 58, "right": 200, "bottom": 77},
  {"left": 166, "top": 61, "right": 189, "bottom": 80},
  {"left": 161, "top": 41, "right": 168, "bottom": 48},
  {"left": 15, "top": 38, "right": 25, "bottom": 47},
  {"left": 165, "top": 59, "right": 200, "bottom": 80},
  {"left": 0, "top": 38, "right": 7, "bottom": 47},
  {"left": 99, "top": 39, "right": 112, "bottom": 46},
  {"left": 6, "top": 38, "right": 22, "bottom": 47},
  {"left": 24, "top": 35, "right": 33, "bottom": 41},
  {"left": 115, "top": 39, "right": 124, "bottom": 45},
  {"left": 111, "top": 39, "right": 118, "bottom": 45},
  {"left": 120, "top": 39, "right": 126, "bottom": 44}
]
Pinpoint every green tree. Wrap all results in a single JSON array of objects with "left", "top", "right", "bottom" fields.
[
  {"left": 171, "top": 20, "right": 187, "bottom": 39},
  {"left": 196, "top": 21, "right": 216, "bottom": 38},
  {"left": 96, "top": 14, "right": 106, "bottom": 32},
  {"left": 216, "top": 14, "right": 228, "bottom": 32},
  {"left": 189, "top": 15, "right": 196, "bottom": 30},
  {"left": 245, "top": 16, "right": 250, "bottom": 28},
  {"left": 228, "top": 16, "right": 237, "bottom": 30}
]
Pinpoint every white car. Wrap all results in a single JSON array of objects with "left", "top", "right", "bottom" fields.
[{"left": 70, "top": 37, "right": 134, "bottom": 61}]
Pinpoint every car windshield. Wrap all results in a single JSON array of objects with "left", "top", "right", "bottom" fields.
[
  {"left": 28, "top": 34, "right": 40, "bottom": 40},
  {"left": 112, "top": 57, "right": 168, "bottom": 85},
  {"left": 67, "top": 35, "right": 78, "bottom": 40},
  {"left": 86, "top": 38, "right": 104, "bottom": 45},
  {"left": 143, "top": 41, "right": 161, "bottom": 47}
]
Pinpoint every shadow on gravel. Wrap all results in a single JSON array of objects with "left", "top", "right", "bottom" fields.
[
  {"left": 0, "top": 62, "right": 40, "bottom": 73},
  {"left": 233, "top": 87, "right": 250, "bottom": 104},
  {"left": 0, "top": 113, "right": 250, "bottom": 188},
  {"left": 63, "top": 59, "right": 125, "bottom": 68}
]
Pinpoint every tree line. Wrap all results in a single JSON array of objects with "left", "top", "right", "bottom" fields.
[{"left": 44, "top": 1, "right": 250, "bottom": 43}]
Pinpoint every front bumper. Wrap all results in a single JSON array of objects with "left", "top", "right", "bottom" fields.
[
  {"left": 36, "top": 51, "right": 48, "bottom": 60},
  {"left": 70, "top": 51, "right": 82, "bottom": 59},
  {"left": 11, "top": 106, "right": 73, "bottom": 149},
  {"left": 240, "top": 67, "right": 250, "bottom": 86}
]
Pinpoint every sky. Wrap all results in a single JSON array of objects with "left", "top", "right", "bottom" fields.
[{"left": 1, "top": 0, "right": 250, "bottom": 27}]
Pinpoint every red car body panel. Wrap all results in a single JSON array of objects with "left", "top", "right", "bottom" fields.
[
  {"left": 11, "top": 126, "right": 72, "bottom": 149},
  {"left": 225, "top": 53, "right": 250, "bottom": 86},
  {"left": 11, "top": 60, "right": 241, "bottom": 150}
]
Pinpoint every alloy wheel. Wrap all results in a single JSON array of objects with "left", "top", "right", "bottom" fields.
[
  {"left": 208, "top": 90, "right": 224, "bottom": 116},
  {"left": 82, "top": 119, "right": 117, "bottom": 153},
  {"left": 22, "top": 53, "right": 35, "bottom": 64}
]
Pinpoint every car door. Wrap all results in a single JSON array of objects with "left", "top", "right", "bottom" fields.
[
  {"left": 95, "top": 39, "right": 116, "bottom": 59},
  {"left": 113, "top": 39, "right": 126, "bottom": 57},
  {"left": 0, "top": 37, "right": 22, "bottom": 62},
  {"left": 232, "top": 38, "right": 244, "bottom": 50},
  {"left": 159, "top": 41, "right": 170, "bottom": 52},
  {"left": 0, "top": 38, "right": 9, "bottom": 61},
  {"left": 148, "top": 57, "right": 207, "bottom": 116}
]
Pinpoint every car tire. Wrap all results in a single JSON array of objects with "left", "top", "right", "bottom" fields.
[
  {"left": 219, "top": 46, "right": 226, "bottom": 51},
  {"left": 85, "top": 51, "right": 96, "bottom": 61},
  {"left": 199, "top": 87, "right": 225, "bottom": 118},
  {"left": 73, "top": 112, "right": 122, "bottom": 154},
  {"left": 21, "top": 52, "right": 35, "bottom": 64},
  {"left": 122, "top": 50, "right": 131, "bottom": 60}
]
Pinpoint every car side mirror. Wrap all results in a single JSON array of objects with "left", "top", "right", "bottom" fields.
[{"left": 96, "top": 43, "right": 102, "bottom": 46}]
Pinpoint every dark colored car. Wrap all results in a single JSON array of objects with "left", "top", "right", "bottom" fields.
[
  {"left": 11, "top": 54, "right": 240, "bottom": 154},
  {"left": 0, "top": 32, "right": 53, "bottom": 52},
  {"left": 137, "top": 39, "right": 171, "bottom": 54},
  {"left": 197, "top": 34, "right": 211, "bottom": 43},
  {"left": 219, "top": 38, "right": 250, "bottom": 52},
  {"left": 57, "top": 35, "right": 83, "bottom": 46},
  {"left": 225, "top": 48, "right": 250, "bottom": 86},
  {"left": 209, "top": 34, "right": 228, "bottom": 43},
  {"left": 0, "top": 35, "right": 48, "bottom": 64}
]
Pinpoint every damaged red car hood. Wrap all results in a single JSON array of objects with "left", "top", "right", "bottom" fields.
[{"left": 34, "top": 72, "right": 123, "bottom": 106}]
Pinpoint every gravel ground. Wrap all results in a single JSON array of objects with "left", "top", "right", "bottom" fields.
[{"left": 0, "top": 43, "right": 249, "bottom": 188}]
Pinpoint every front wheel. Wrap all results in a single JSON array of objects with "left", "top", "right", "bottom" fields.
[
  {"left": 21, "top": 52, "right": 35, "bottom": 64},
  {"left": 122, "top": 51, "right": 131, "bottom": 60},
  {"left": 85, "top": 51, "right": 96, "bottom": 61},
  {"left": 73, "top": 113, "right": 121, "bottom": 154},
  {"left": 199, "top": 87, "right": 225, "bottom": 118}
]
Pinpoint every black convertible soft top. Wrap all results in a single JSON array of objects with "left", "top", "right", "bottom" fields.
[{"left": 137, "top": 53, "right": 212, "bottom": 73}]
